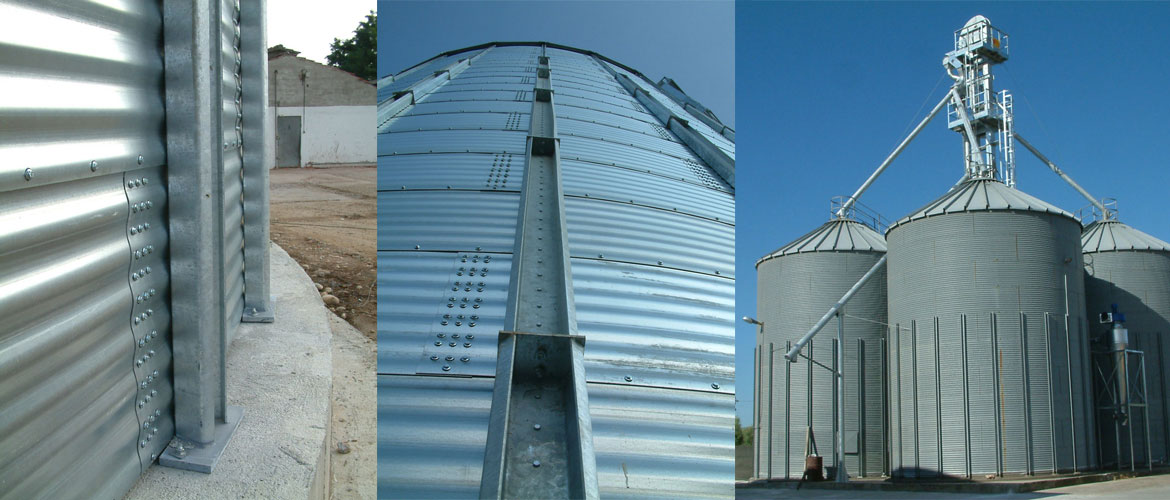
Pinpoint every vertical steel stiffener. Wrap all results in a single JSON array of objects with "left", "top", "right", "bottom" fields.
[{"left": 480, "top": 52, "right": 600, "bottom": 500}]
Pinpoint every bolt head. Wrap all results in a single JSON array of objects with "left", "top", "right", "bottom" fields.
[
  {"left": 90, "top": 161, "right": 98, "bottom": 171},
  {"left": 23, "top": 168, "right": 33, "bottom": 181},
  {"left": 532, "top": 460, "right": 541, "bottom": 468},
  {"left": 712, "top": 383, "right": 720, "bottom": 390},
  {"left": 534, "top": 424, "right": 541, "bottom": 431},
  {"left": 624, "top": 375, "right": 633, "bottom": 382}
]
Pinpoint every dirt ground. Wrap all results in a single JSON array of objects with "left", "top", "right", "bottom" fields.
[
  {"left": 270, "top": 165, "right": 377, "bottom": 339},
  {"left": 327, "top": 313, "right": 376, "bottom": 500},
  {"left": 269, "top": 165, "right": 378, "bottom": 499}
]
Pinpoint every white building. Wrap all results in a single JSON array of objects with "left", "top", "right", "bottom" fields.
[{"left": 268, "top": 46, "right": 375, "bottom": 167}]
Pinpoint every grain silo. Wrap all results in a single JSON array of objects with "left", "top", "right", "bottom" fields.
[
  {"left": 378, "top": 43, "right": 734, "bottom": 498},
  {"left": 1083, "top": 214, "right": 1170, "bottom": 467},
  {"left": 755, "top": 213, "right": 888, "bottom": 480},
  {"left": 886, "top": 178, "right": 1095, "bottom": 477}
]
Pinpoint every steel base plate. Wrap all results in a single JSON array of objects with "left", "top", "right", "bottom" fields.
[
  {"left": 158, "top": 405, "right": 244, "bottom": 473},
  {"left": 241, "top": 295, "right": 276, "bottom": 323}
]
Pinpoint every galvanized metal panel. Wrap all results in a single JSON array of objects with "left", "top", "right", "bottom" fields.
[
  {"left": 560, "top": 137, "right": 729, "bottom": 192},
  {"left": 379, "top": 152, "right": 523, "bottom": 192},
  {"left": 564, "top": 197, "right": 733, "bottom": 277},
  {"left": 572, "top": 259, "right": 734, "bottom": 392},
  {"left": 377, "top": 190, "right": 519, "bottom": 253},
  {"left": 755, "top": 246, "right": 887, "bottom": 478},
  {"left": 377, "top": 375, "right": 495, "bottom": 499},
  {"left": 0, "top": 1, "right": 174, "bottom": 497},
  {"left": 378, "top": 43, "right": 734, "bottom": 498},
  {"left": 604, "top": 62, "right": 734, "bottom": 161},
  {"left": 410, "top": 99, "right": 532, "bottom": 116},
  {"left": 377, "top": 251, "right": 511, "bottom": 377},
  {"left": 380, "top": 129, "right": 528, "bottom": 155},
  {"left": 560, "top": 159, "right": 733, "bottom": 223},
  {"left": 758, "top": 219, "right": 886, "bottom": 263},
  {"left": 589, "top": 383, "right": 734, "bottom": 499},
  {"left": 555, "top": 103, "right": 665, "bottom": 137},
  {"left": 422, "top": 89, "right": 530, "bottom": 104},
  {"left": 1084, "top": 228, "right": 1170, "bottom": 466},
  {"left": 388, "top": 111, "right": 530, "bottom": 133},
  {"left": 886, "top": 194, "right": 1094, "bottom": 476},
  {"left": 558, "top": 118, "right": 696, "bottom": 160}
]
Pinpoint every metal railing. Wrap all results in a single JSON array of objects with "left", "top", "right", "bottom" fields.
[{"left": 830, "top": 196, "right": 890, "bottom": 233}]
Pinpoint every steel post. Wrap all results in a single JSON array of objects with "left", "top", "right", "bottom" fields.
[
  {"left": 239, "top": 0, "right": 273, "bottom": 323},
  {"left": 160, "top": 0, "right": 243, "bottom": 473}
]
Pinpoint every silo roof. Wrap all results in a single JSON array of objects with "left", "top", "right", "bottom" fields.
[
  {"left": 888, "top": 178, "right": 1075, "bottom": 233},
  {"left": 1082, "top": 219, "right": 1170, "bottom": 253},
  {"left": 757, "top": 218, "right": 886, "bottom": 267}
]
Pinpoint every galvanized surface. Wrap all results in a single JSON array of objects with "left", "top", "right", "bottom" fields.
[
  {"left": 757, "top": 219, "right": 887, "bottom": 264},
  {"left": 886, "top": 189, "right": 1095, "bottom": 477},
  {"left": 1084, "top": 223, "right": 1170, "bottom": 465},
  {"left": 755, "top": 242, "right": 887, "bottom": 479},
  {"left": 0, "top": 1, "right": 173, "bottom": 497},
  {"left": 379, "top": 43, "right": 734, "bottom": 498},
  {"left": 889, "top": 178, "right": 1073, "bottom": 231},
  {"left": 1083, "top": 220, "right": 1170, "bottom": 253}
]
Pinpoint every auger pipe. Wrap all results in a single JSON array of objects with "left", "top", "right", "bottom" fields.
[
  {"left": 837, "top": 89, "right": 955, "bottom": 218},
  {"left": 1013, "top": 132, "right": 1109, "bottom": 217},
  {"left": 785, "top": 255, "right": 887, "bottom": 362}
]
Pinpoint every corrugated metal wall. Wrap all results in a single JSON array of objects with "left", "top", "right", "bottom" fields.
[
  {"left": 755, "top": 223, "right": 888, "bottom": 479},
  {"left": 1084, "top": 244, "right": 1170, "bottom": 466},
  {"left": 378, "top": 43, "right": 734, "bottom": 499},
  {"left": 0, "top": 1, "right": 175, "bottom": 498},
  {"left": 220, "top": 0, "right": 246, "bottom": 340},
  {"left": 886, "top": 208, "right": 1095, "bottom": 476}
]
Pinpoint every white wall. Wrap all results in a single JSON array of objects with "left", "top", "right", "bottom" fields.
[{"left": 269, "top": 105, "right": 375, "bottom": 167}]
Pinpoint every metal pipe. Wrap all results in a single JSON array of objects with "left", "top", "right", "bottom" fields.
[
  {"left": 948, "top": 87, "right": 984, "bottom": 175},
  {"left": 859, "top": 337, "right": 866, "bottom": 477},
  {"left": 992, "top": 313, "right": 1003, "bottom": 476},
  {"left": 934, "top": 317, "right": 943, "bottom": 474},
  {"left": 785, "top": 256, "right": 887, "bottom": 361},
  {"left": 961, "top": 315, "right": 971, "bottom": 478},
  {"left": 1022, "top": 313, "right": 1034, "bottom": 475},
  {"left": 836, "top": 89, "right": 954, "bottom": 217},
  {"left": 1014, "top": 133, "right": 1109, "bottom": 216}
]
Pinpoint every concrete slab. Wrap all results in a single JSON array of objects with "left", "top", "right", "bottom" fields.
[
  {"left": 326, "top": 313, "right": 376, "bottom": 499},
  {"left": 126, "top": 243, "right": 333, "bottom": 500},
  {"left": 735, "top": 471, "right": 1170, "bottom": 499},
  {"left": 737, "top": 467, "right": 1170, "bottom": 497}
]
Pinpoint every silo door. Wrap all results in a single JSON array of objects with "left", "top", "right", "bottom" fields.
[{"left": 276, "top": 115, "right": 301, "bottom": 167}]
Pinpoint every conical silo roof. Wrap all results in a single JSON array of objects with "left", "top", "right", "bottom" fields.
[
  {"left": 756, "top": 218, "right": 885, "bottom": 267},
  {"left": 1082, "top": 219, "right": 1170, "bottom": 253},
  {"left": 888, "top": 178, "right": 1074, "bottom": 232}
]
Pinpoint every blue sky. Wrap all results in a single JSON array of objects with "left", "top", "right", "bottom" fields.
[
  {"left": 377, "top": 0, "right": 735, "bottom": 126},
  {"left": 736, "top": 1, "right": 1170, "bottom": 424}
]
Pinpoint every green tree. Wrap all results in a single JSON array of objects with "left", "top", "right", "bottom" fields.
[
  {"left": 326, "top": 11, "right": 376, "bottom": 81},
  {"left": 735, "top": 417, "right": 754, "bottom": 446}
]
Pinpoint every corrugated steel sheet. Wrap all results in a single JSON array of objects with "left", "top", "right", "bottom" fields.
[
  {"left": 378, "top": 43, "right": 734, "bottom": 498},
  {"left": 755, "top": 245, "right": 887, "bottom": 479},
  {"left": 886, "top": 198, "right": 1095, "bottom": 476},
  {"left": 0, "top": 1, "right": 173, "bottom": 497},
  {"left": 1084, "top": 223, "right": 1170, "bottom": 466}
]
